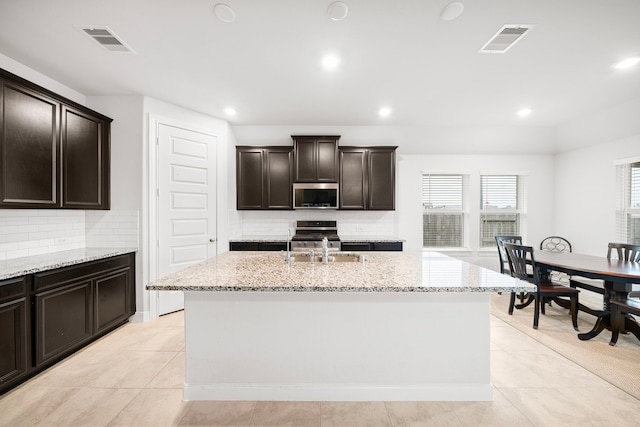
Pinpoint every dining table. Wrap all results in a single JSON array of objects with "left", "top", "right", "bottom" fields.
[{"left": 534, "top": 250, "right": 640, "bottom": 344}]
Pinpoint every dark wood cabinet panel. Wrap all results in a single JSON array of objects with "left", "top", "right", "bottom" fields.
[
  {"left": 368, "top": 148, "right": 396, "bottom": 210},
  {"left": 340, "top": 241, "right": 403, "bottom": 251},
  {"left": 265, "top": 148, "right": 293, "bottom": 209},
  {"left": 339, "top": 148, "right": 367, "bottom": 209},
  {"left": 94, "top": 268, "right": 131, "bottom": 334},
  {"left": 0, "top": 68, "right": 112, "bottom": 210},
  {"left": 0, "top": 80, "right": 59, "bottom": 207},
  {"left": 339, "top": 146, "right": 396, "bottom": 210},
  {"left": 236, "top": 146, "right": 292, "bottom": 210},
  {"left": 293, "top": 136, "right": 339, "bottom": 182},
  {"left": 61, "top": 106, "right": 110, "bottom": 209},
  {"left": 35, "top": 281, "right": 92, "bottom": 366},
  {"left": 0, "top": 297, "right": 28, "bottom": 392},
  {"left": 340, "top": 242, "right": 371, "bottom": 251},
  {"left": 236, "top": 148, "right": 264, "bottom": 209}
]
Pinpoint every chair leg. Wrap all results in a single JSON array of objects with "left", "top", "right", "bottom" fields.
[
  {"left": 541, "top": 297, "right": 546, "bottom": 315},
  {"left": 533, "top": 296, "right": 540, "bottom": 329},
  {"left": 508, "top": 292, "right": 516, "bottom": 315},
  {"left": 571, "top": 295, "right": 579, "bottom": 331}
]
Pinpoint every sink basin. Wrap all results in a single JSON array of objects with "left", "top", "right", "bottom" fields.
[{"left": 288, "top": 252, "right": 363, "bottom": 263}]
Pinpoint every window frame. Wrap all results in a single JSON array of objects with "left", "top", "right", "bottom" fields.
[{"left": 478, "top": 174, "right": 527, "bottom": 249}]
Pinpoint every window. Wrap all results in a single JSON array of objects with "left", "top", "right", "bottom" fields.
[
  {"left": 615, "top": 162, "right": 640, "bottom": 245},
  {"left": 422, "top": 174, "right": 466, "bottom": 248},
  {"left": 479, "top": 175, "right": 522, "bottom": 248}
]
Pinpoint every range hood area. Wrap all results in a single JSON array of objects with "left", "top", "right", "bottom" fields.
[{"left": 236, "top": 135, "right": 397, "bottom": 211}]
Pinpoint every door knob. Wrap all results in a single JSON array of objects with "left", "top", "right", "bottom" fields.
[{"left": 209, "top": 238, "right": 216, "bottom": 243}]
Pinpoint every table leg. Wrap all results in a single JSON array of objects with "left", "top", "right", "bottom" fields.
[{"left": 578, "top": 313, "right": 611, "bottom": 341}]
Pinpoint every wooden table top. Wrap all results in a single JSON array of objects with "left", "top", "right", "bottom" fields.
[{"left": 535, "top": 250, "right": 640, "bottom": 282}]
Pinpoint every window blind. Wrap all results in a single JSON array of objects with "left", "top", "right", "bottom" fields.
[
  {"left": 422, "top": 174, "right": 464, "bottom": 247},
  {"left": 480, "top": 175, "right": 520, "bottom": 247}
]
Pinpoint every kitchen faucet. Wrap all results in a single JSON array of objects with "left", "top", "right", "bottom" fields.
[{"left": 322, "top": 237, "right": 329, "bottom": 264}]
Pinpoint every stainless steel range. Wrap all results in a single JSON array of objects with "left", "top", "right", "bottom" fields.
[{"left": 290, "top": 220, "right": 341, "bottom": 252}]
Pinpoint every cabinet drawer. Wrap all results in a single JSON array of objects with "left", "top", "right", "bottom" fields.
[
  {"left": 340, "top": 242, "right": 371, "bottom": 251},
  {"left": 372, "top": 242, "right": 403, "bottom": 251},
  {"left": 34, "top": 254, "right": 132, "bottom": 292},
  {"left": 0, "top": 276, "right": 28, "bottom": 304}
]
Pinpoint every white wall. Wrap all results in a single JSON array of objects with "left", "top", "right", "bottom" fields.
[{"left": 555, "top": 98, "right": 640, "bottom": 256}]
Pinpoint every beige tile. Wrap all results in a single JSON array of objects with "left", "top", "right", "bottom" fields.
[
  {"left": 85, "top": 325, "right": 185, "bottom": 353},
  {"left": 0, "top": 386, "right": 140, "bottom": 426},
  {"left": 453, "top": 389, "right": 534, "bottom": 427},
  {"left": 107, "top": 388, "right": 188, "bottom": 426},
  {"left": 384, "top": 401, "right": 464, "bottom": 427},
  {"left": 320, "top": 401, "right": 391, "bottom": 427},
  {"left": 33, "top": 350, "right": 177, "bottom": 389},
  {"left": 179, "top": 401, "right": 256, "bottom": 426},
  {"left": 250, "top": 401, "right": 321, "bottom": 427},
  {"left": 147, "top": 352, "right": 186, "bottom": 389},
  {"left": 499, "top": 386, "right": 640, "bottom": 427}
]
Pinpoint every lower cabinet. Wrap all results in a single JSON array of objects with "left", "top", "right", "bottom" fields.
[
  {"left": 0, "top": 252, "right": 135, "bottom": 395},
  {"left": 0, "top": 275, "right": 29, "bottom": 393},
  {"left": 229, "top": 242, "right": 288, "bottom": 251},
  {"left": 341, "top": 241, "right": 403, "bottom": 252}
]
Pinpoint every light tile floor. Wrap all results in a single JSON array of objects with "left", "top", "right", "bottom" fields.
[{"left": 2, "top": 310, "right": 640, "bottom": 427}]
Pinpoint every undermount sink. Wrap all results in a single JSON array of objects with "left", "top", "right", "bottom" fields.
[{"left": 288, "top": 252, "right": 363, "bottom": 263}]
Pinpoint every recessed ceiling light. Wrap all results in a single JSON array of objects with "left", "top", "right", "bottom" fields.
[
  {"left": 614, "top": 56, "right": 640, "bottom": 70},
  {"left": 224, "top": 107, "right": 236, "bottom": 116},
  {"left": 440, "top": 2, "right": 465, "bottom": 22},
  {"left": 327, "top": 2, "right": 349, "bottom": 21},
  {"left": 378, "top": 107, "right": 392, "bottom": 118},
  {"left": 214, "top": 3, "right": 236, "bottom": 23},
  {"left": 322, "top": 54, "right": 341, "bottom": 70},
  {"left": 517, "top": 108, "right": 532, "bottom": 117}
]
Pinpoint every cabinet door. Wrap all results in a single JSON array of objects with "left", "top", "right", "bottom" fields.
[
  {"left": 293, "top": 137, "right": 316, "bottom": 182},
  {"left": 35, "top": 281, "right": 92, "bottom": 366},
  {"left": 0, "top": 80, "right": 60, "bottom": 207},
  {"left": 236, "top": 148, "right": 264, "bottom": 209},
  {"left": 315, "top": 137, "right": 339, "bottom": 182},
  {"left": 367, "top": 148, "right": 396, "bottom": 210},
  {"left": 94, "top": 268, "right": 131, "bottom": 334},
  {"left": 61, "top": 106, "right": 110, "bottom": 209},
  {"left": 0, "top": 298, "right": 28, "bottom": 392},
  {"left": 265, "top": 148, "right": 292, "bottom": 209},
  {"left": 339, "top": 148, "right": 367, "bottom": 209}
]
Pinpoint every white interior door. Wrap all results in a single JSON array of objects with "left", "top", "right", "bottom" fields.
[{"left": 157, "top": 123, "right": 217, "bottom": 315}]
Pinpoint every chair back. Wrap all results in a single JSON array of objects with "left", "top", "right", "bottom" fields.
[
  {"left": 540, "top": 236, "right": 572, "bottom": 253},
  {"left": 607, "top": 243, "right": 640, "bottom": 262},
  {"left": 495, "top": 235, "right": 522, "bottom": 274},
  {"left": 503, "top": 242, "right": 538, "bottom": 286}
]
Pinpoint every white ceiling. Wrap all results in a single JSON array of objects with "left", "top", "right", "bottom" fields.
[{"left": 0, "top": 0, "right": 639, "bottom": 130}]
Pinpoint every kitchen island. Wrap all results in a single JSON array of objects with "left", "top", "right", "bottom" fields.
[{"left": 147, "top": 251, "right": 533, "bottom": 402}]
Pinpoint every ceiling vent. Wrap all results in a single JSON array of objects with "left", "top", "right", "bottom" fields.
[
  {"left": 479, "top": 24, "right": 534, "bottom": 53},
  {"left": 75, "top": 25, "right": 135, "bottom": 53}
]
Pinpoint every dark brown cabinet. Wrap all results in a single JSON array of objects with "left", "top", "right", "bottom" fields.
[
  {"left": 0, "top": 68, "right": 111, "bottom": 210},
  {"left": 0, "top": 276, "right": 29, "bottom": 394},
  {"left": 0, "top": 80, "right": 59, "bottom": 207},
  {"left": 61, "top": 106, "right": 110, "bottom": 209},
  {"left": 236, "top": 146, "right": 293, "bottom": 210},
  {"left": 32, "top": 253, "right": 134, "bottom": 367},
  {"left": 229, "top": 241, "right": 288, "bottom": 251},
  {"left": 293, "top": 136, "right": 339, "bottom": 182},
  {"left": 339, "top": 146, "right": 396, "bottom": 210},
  {"left": 341, "top": 241, "right": 403, "bottom": 251}
]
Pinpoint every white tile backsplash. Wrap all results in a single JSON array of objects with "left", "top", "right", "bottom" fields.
[
  {"left": 0, "top": 209, "right": 139, "bottom": 261},
  {"left": 231, "top": 210, "right": 399, "bottom": 239}
]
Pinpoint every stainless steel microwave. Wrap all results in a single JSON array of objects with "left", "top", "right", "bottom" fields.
[{"left": 293, "top": 183, "right": 339, "bottom": 209}]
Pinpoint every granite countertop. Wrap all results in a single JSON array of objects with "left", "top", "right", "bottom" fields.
[
  {"left": 0, "top": 248, "right": 137, "bottom": 280},
  {"left": 146, "top": 250, "right": 534, "bottom": 293}
]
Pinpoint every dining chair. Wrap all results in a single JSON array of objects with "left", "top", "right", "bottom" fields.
[
  {"left": 539, "top": 236, "right": 572, "bottom": 286},
  {"left": 503, "top": 242, "right": 579, "bottom": 330},
  {"left": 495, "top": 235, "right": 522, "bottom": 275}
]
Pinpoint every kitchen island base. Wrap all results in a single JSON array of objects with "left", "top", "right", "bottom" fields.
[{"left": 184, "top": 291, "right": 492, "bottom": 402}]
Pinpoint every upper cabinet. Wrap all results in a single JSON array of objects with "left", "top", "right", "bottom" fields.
[
  {"left": 236, "top": 146, "right": 293, "bottom": 210},
  {"left": 293, "top": 135, "right": 339, "bottom": 182},
  {"left": 0, "top": 69, "right": 111, "bottom": 210},
  {"left": 339, "top": 146, "right": 397, "bottom": 210}
]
